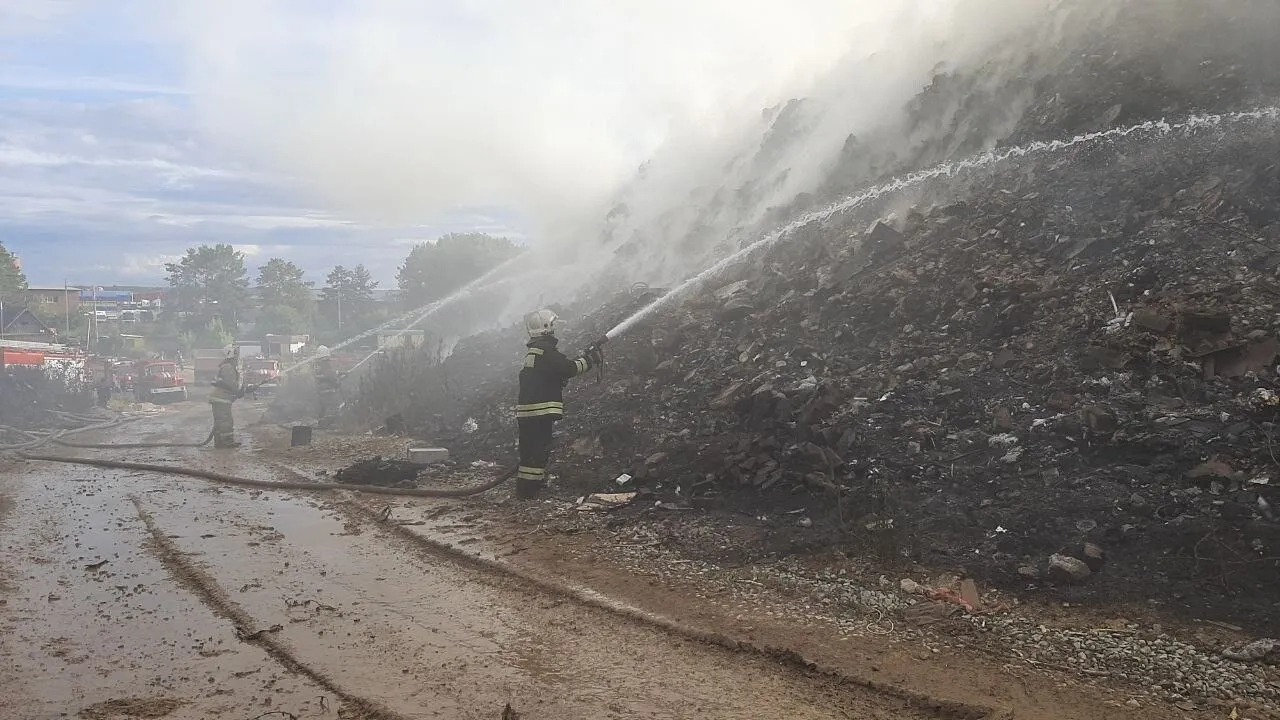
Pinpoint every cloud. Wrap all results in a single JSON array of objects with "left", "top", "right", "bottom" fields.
[
  {"left": 0, "top": 65, "right": 187, "bottom": 95},
  {"left": 0, "top": 0, "right": 79, "bottom": 35},
  {"left": 119, "top": 252, "right": 181, "bottom": 280},
  {"left": 0, "top": 91, "right": 529, "bottom": 286}
]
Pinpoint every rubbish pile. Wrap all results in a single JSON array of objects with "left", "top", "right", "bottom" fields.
[
  {"left": 358, "top": 0, "right": 1280, "bottom": 630},
  {"left": 434, "top": 126, "right": 1280, "bottom": 633}
]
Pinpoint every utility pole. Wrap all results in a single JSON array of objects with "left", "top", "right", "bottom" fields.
[
  {"left": 64, "top": 280, "right": 71, "bottom": 335},
  {"left": 337, "top": 294, "right": 343, "bottom": 330},
  {"left": 91, "top": 285, "right": 98, "bottom": 352}
]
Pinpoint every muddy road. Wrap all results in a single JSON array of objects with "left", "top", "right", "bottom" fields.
[
  {"left": 0, "top": 407, "right": 938, "bottom": 720},
  {"left": 0, "top": 402, "right": 1248, "bottom": 719}
]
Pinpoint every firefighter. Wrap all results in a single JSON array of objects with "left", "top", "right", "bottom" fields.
[
  {"left": 515, "top": 310, "right": 603, "bottom": 499},
  {"left": 209, "top": 344, "right": 243, "bottom": 449},
  {"left": 314, "top": 345, "right": 343, "bottom": 427},
  {"left": 96, "top": 370, "right": 113, "bottom": 408}
]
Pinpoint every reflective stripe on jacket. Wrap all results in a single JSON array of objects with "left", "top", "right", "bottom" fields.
[
  {"left": 209, "top": 361, "right": 240, "bottom": 405},
  {"left": 516, "top": 336, "right": 591, "bottom": 419}
]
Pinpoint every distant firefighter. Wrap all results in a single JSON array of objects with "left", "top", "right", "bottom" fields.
[
  {"left": 209, "top": 345, "right": 243, "bottom": 448},
  {"left": 314, "top": 345, "right": 343, "bottom": 427}
]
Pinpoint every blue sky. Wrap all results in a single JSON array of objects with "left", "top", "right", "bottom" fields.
[{"left": 0, "top": 1, "right": 527, "bottom": 288}]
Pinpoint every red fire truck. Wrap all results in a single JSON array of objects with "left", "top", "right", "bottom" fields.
[{"left": 133, "top": 359, "right": 188, "bottom": 404}]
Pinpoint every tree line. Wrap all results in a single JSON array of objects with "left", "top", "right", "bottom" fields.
[
  {"left": 0, "top": 234, "right": 520, "bottom": 352},
  {"left": 163, "top": 233, "right": 520, "bottom": 348}
]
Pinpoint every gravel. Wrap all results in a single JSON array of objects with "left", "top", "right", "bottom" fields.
[{"left": 585, "top": 513, "right": 1280, "bottom": 713}]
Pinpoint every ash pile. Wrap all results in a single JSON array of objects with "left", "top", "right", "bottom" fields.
[{"left": 333, "top": 456, "right": 423, "bottom": 489}]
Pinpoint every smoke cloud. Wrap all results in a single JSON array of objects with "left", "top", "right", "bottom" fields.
[
  {"left": 165, "top": 1, "right": 902, "bottom": 223},
  {"left": 162, "top": 0, "right": 1135, "bottom": 334}
]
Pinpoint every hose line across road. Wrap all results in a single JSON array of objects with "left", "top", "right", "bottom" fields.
[{"left": 18, "top": 451, "right": 516, "bottom": 498}]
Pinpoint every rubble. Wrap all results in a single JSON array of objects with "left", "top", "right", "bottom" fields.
[
  {"left": 432, "top": 124, "right": 1280, "bottom": 632},
  {"left": 1047, "top": 555, "right": 1093, "bottom": 585},
  {"left": 1223, "top": 638, "right": 1280, "bottom": 663},
  {"left": 360, "top": 0, "right": 1280, "bottom": 636}
]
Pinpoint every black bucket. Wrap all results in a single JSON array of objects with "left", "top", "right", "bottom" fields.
[{"left": 291, "top": 425, "right": 313, "bottom": 447}]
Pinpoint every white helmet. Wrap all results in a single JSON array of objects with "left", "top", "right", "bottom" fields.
[
  {"left": 524, "top": 309, "right": 558, "bottom": 338},
  {"left": 316, "top": 345, "right": 332, "bottom": 359}
]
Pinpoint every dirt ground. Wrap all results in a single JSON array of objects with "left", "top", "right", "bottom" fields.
[{"left": 0, "top": 398, "right": 1273, "bottom": 719}]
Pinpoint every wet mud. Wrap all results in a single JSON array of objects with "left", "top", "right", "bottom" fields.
[{"left": 0, "top": 407, "right": 945, "bottom": 719}]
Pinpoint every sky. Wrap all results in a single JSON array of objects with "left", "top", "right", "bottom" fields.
[
  {"left": 0, "top": 0, "right": 529, "bottom": 288},
  {"left": 0, "top": 0, "right": 885, "bottom": 290}
]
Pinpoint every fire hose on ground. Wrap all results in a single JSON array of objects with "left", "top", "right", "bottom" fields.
[
  {"left": 6, "top": 405, "right": 518, "bottom": 497},
  {"left": 50, "top": 427, "right": 216, "bottom": 449},
  {"left": 16, "top": 452, "right": 517, "bottom": 498},
  {"left": 4, "top": 410, "right": 510, "bottom": 496}
]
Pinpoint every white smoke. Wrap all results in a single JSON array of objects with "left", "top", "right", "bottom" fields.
[
  {"left": 161, "top": 0, "right": 1120, "bottom": 333},
  {"left": 164, "top": 0, "right": 895, "bottom": 224}
]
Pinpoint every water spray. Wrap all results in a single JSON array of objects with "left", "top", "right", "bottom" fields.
[
  {"left": 603, "top": 107, "right": 1280, "bottom": 341},
  {"left": 341, "top": 268, "right": 539, "bottom": 376},
  {"left": 278, "top": 254, "right": 527, "bottom": 378}
]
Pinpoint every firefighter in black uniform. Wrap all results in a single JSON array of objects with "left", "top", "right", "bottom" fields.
[{"left": 516, "top": 309, "right": 603, "bottom": 499}]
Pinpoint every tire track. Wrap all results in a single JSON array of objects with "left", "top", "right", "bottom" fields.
[{"left": 128, "top": 495, "right": 410, "bottom": 720}]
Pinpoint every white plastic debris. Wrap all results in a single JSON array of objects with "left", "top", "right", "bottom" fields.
[
  {"left": 988, "top": 433, "right": 1020, "bottom": 448},
  {"left": 614, "top": 473, "right": 633, "bottom": 486},
  {"left": 576, "top": 492, "right": 637, "bottom": 512},
  {"left": 407, "top": 447, "right": 449, "bottom": 464}
]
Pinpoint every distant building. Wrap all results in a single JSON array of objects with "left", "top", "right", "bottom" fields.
[
  {"left": 25, "top": 286, "right": 82, "bottom": 318},
  {"left": 263, "top": 334, "right": 309, "bottom": 358},
  {"left": 1, "top": 308, "right": 58, "bottom": 343},
  {"left": 79, "top": 288, "right": 133, "bottom": 318},
  {"left": 133, "top": 290, "right": 167, "bottom": 308}
]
